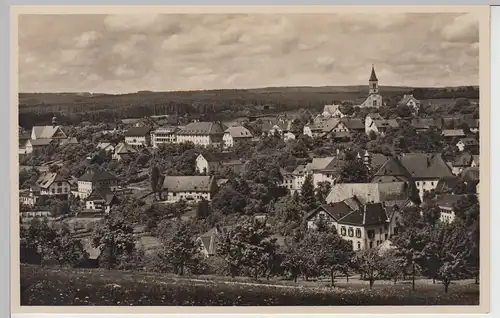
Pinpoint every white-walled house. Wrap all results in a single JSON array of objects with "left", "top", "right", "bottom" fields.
[
  {"left": 371, "top": 153, "right": 454, "bottom": 201},
  {"left": 223, "top": 126, "right": 253, "bottom": 148},
  {"left": 77, "top": 169, "right": 119, "bottom": 199},
  {"left": 176, "top": 121, "right": 226, "bottom": 147},
  {"left": 322, "top": 104, "right": 346, "bottom": 118},
  {"left": 161, "top": 176, "right": 218, "bottom": 203},
  {"left": 124, "top": 127, "right": 152, "bottom": 147},
  {"left": 151, "top": 126, "right": 178, "bottom": 148},
  {"left": 33, "top": 172, "right": 71, "bottom": 196},
  {"left": 398, "top": 94, "right": 421, "bottom": 113},
  {"left": 304, "top": 200, "right": 393, "bottom": 251},
  {"left": 365, "top": 113, "right": 399, "bottom": 136},
  {"left": 456, "top": 138, "right": 479, "bottom": 152},
  {"left": 84, "top": 187, "right": 119, "bottom": 214},
  {"left": 113, "top": 142, "right": 138, "bottom": 161}
]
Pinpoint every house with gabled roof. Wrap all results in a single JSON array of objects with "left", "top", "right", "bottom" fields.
[
  {"left": 365, "top": 113, "right": 399, "bottom": 136},
  {"left": 305, "top": 198, "right": 394, "bottom": 251},
  {"left": 322, "top": 104, "right": 346, "bottom": 118},
  {"left": 83, "top": 186, "right": 119, "bottom": 214},
  {"left": 176, "top": 121, "right": 227, "bottom": 146},
  {"left": 450, "top": 152, "right": 474, "bottom": 175},
  {"left": 398, "top": 94, "right": 421, "bottom": 113},
  {"left": 456, "top": 138, "right": 479, "bottom": 153},
  {"left": 77, "top": 169, "right": 119, "bottom": 199},
  {"left": 372, "top": 153, "right": 454, "bottom": 201},
  {"left": 33, "top": 172, "right": 71, "bottom": 197},
  {"left": 124, "top": 126, "right": 152, "bottom": 147},
  {"left": 161, "top": 176, "right": 218, "bottom": 203},
  {"left": 112, "top": 142, "right": 138, "bottom": 161},
  {"left": 195, "top": 152, "right": 244, "bottom": 175},
  {"left": 223, "top": 126, "right": 253, "bottom": 148}
]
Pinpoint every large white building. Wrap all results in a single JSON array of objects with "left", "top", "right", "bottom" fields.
[
  {"left": 176, "top": 122, "right": 227, "bottom": 147},
  {"left": 151, "top": 126, "right": 179, "bottom": 148},
  {"left": 223, "top": 126, "right": 253, "bottom": 148}
]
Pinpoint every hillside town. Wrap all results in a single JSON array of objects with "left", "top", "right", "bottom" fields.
[{"left": 18, "top": 65, "right": 480, "bottom": 298}]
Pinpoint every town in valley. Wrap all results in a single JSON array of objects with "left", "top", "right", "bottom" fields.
[{"left": 17, "top": 12, "right": 481, "bottom": 306}]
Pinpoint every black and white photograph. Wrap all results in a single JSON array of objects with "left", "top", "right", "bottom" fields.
[{"left": 12, "top": 5, "right": 488, "bottom": 311}]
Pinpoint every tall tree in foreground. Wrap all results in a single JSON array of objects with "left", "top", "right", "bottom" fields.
[
  {"left": 317, "top": 230, "right": 354, "bottom": 287},
  {"left": 91, "top": 215, "right": 136, "bottom": 270},
  {"left": 421, "top": 222, "right": 470, "bottom": 293},
  {"left": 315, "top": 181, "right": 332, "bottom": 204},
  {"left": 355, "top": 248, "right": 385, "bottom": 288},
  {"left": 161, "top": 221, "right": 204, "bottom": 276},
  {"left": 300, "top": 173, "right": 316, "bottom": 210},
  {"left": 338, "top": 158, "right": 370, "bottom": 183},
  {"left": 20, "top": 218, "right": 58, "bottom": 266}
]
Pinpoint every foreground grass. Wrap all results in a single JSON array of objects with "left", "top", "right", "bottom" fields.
[{"left": 20, "top": 265, "right": 479, "bottom": 306}]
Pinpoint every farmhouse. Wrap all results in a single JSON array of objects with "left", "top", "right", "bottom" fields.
[
  {"left": 77, "top": 169, "right": 119, "bottom": 199},
  {"left": 365, "top": 113, "right": 399, "bottom": 136},
  {"left": 322, "top": 104, "right": 346, "bottom": 118},
  {"left": 195, "top": 152, "right": 243, "bottom": 175},
  {"left": 398, "top": 94, "right": 421, "bottom": 113},
  {"left": 161, "top": 176, "right": 218, "bottom": 203},
  {"left": 33, "top": 172, "right": 71, "bottom": 197},
  {"left": 84, "top": 187, "right": 119, "bottom": 214},
  {"left": 112, "top": 142, "right": 137, "bottom": 161}
]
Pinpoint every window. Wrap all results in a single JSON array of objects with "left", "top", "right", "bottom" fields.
[
  {"left": 355, "top": 228, "right": 362, "bottom": 238},
  {"left": 369, "top": 241, "right": 373, "bottom": 248},
  {"left": 340, "top": 226, "right": 346, "bottom": 236},
  {"left": 385, "top": 233, "right": 388, "bottom": 240},
  {"left": 431, "top": 182, "right": 434, "bottom": 186},
  {"left": 51, "top": 188, "right": 55, "bottom": 194},
  {"left": 372, "top": 83, "right": 376, "bottom": 89},
  {"left": 357, "top": 242, "right": 361, "bottom": 250},
  {"left": 57, "top": 182, "right": 62, "bottom": 186},
  {"left": 423, "top": 181, "right": 426, "bottom": 186},
  {"left": 416, "top": 182, "right": 420, "bottom": 186},
  {"left": 367, "top": 230, "right": 375, "bottom": 239},
  {"left": 373, "top": 100, "right": 377, "bottom": 107},
  {"left": 348, "top": 227, "right": 354, "bottom": 237},
  {"left": 377, "top": 240, "right": 380, "bottom": 246}
]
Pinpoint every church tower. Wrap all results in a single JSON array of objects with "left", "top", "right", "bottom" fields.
[{"left": 369, "top": 64, "right": 379, "bottom": 95}]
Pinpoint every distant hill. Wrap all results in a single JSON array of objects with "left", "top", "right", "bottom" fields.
[{"left": 17, "top": 85, "right": 478, "bottom": 128}]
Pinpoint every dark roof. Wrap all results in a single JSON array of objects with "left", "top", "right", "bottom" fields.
[
  {"left": 434, "top": 194, "right": 467, "bottom": 209},
  {"left": 459, "top": 138, "right": 479, "bottom": 146},
  {"left": 399, "top": 153, "right": 454, "bottom": 179},
  {"left": 35, "top": 172, "right": 68, "bottom": 189},
  {"left": 460, "top": 167, "right": 480, "bottom": 182},
  {"left": 411, "top": 118, "right": 435, "bottom": 129},
  {"left": 452, "top": 152, "right": 473, "bottom": 167},
  {"left": 339, "top": 203, "right": 388, "bottom": 226},
  {"left": 341, "top": 118, "right": 364, "bottom": 130},
  {"left": 124, "top": 126, "right": 152, "bottom": 137},
  {"left": 28, "top": 138, "right": 54, "bottom": 146},
  {"left": 86, "top": 187, "right": 116, "bottom": 205},
  {"left": 369, "top": 65, "right": 378, "bottom": 81},
  {"left": 322, "top": 157, "right": 346, "bottom": 173},
  {"left": 373, "top": 157, "right": 412, "bottom": 179},
  {"left": 78, "top": 169, "right": 118, "bottom": 182},
  {"left": 435, "top": 176, "right": 460, "bottom": 194},
  {"left": 162, "top": 176, "right": 214, "bottom": 192},
  {"left": 177, "top": 121, "right": 227, "bottom": 136},
  {"left": 305, "top": 203, "right": 352, "bottom": 221}
]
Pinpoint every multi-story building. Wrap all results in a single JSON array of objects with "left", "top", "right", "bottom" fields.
[{"left": 176, "top": 121, "right": 226, "bottom": 147}]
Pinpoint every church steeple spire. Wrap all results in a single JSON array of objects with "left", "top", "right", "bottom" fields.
[
  {"left": 369, "top": 64, "right": 378, "bottom": 82},
  {"left": 369, "top": 64, "right": 379, "bottom": 95}
]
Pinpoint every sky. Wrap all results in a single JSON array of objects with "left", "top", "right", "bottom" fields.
[{"left": 18, "top": 12, "right": 479, "bottom": 94}]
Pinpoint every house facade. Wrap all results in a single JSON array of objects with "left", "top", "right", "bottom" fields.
[
  {"left": 223, "top": 126, "right": 253, "bottom": 148},
  {"left": 305, "top": 200, "right": 393, "bottom": 251},
  {"left": 151, "top": 126, "right": 178, "bottom": 148},
  {"left": 77, "top": 169, "right": 119, "bottom": 199},
  {"left": 84, "top": 187, "right": 118, "bottom": 214},
  {"left": 124, "top": 127, "right": 152, "bottom": 147},
  {"left": 176, "top": 121, "right": 226, "bottom": 147},
  {"left": 456, "top": 138, "right": 479, "bottom": 153},
  {"left": 161, "top": 176, "right": 218, "bottom": 203},
  {"left": 112, "top": 142, "right": 137, "bottom": 161},
  {"left": 34, "top": 172, "right": 71, "bottom": 196},
  {"left": 398, "top": 94, "right": 421, "bottom": 113}
]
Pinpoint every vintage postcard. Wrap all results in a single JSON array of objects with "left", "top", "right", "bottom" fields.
[{"left": 10, "top": 5, "right": 490, "bottom": 315}]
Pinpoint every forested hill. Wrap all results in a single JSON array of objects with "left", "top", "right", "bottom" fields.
[{"left": 18, "top": 85, "right": 478, "bottom": 128}]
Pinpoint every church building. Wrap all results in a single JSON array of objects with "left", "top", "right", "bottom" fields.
[{"left": 358, "top": 65, "right": 383, "bottom": 108}]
